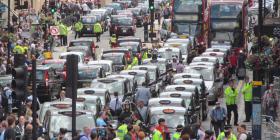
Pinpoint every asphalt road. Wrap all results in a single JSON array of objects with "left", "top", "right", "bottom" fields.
[{"left": 51, "top": 21, "right": 255, "bottom": 136}]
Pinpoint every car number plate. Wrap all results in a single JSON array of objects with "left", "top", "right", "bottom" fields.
[
  {"left": 82, "top": 83, "right": 91, "bottom": 87},
  {"left": 87, "top": 28, "right": 90, "bottom": 30},
  {"left": 123, "top": 29, "right": 127, "bottom": 33}
]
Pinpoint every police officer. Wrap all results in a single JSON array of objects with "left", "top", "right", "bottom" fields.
[
  {"left": 94, "top": 21, "right": 102, "bottom": 42},
  {"left": 151, "top": 127, "right": 163, "bottom": 140},
  {"left": 59, "top": 22, "right": 68, "bottom": 46},
  {"left": 217, "top": 125, "right": 237, "bottom": 140},
  {"left": 74, "top": 20, "right": 83, "bottom": 39},
  {"left": 110, "top": 34, "right": 117, "bottom": 48},
  {"left": 224, "top": 80, "right": 239, "bottom": 126},
  {"left": 13, "top": 40, "right": 25, "bottom": 54},
  {"left": 241, "top": 76, "right": 252, "bottom": 122},
  {"left": 172, "top": 125, "right": 183, "bottom": 140},
  {"left": 127, "top": 54, "right": 139, "bottom": 70},
  {"left": 116, "top": 118, "right": 129, "bottom": 140}
]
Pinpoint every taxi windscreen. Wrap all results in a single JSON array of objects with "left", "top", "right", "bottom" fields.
[
  {"left": 49, "top": 113, "right": 95, "bottom": 133},
  {"left": 44, "top": 63, "right": 64, "bottom": 72},
  {"left": 158, "top": 51, "right": 179, "bottom": 60}
]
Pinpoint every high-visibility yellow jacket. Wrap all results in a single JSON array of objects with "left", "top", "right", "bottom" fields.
[
  {"left": 242, "top": 82, "right": 252, "bottom": 101},
  {"left": 224, "top": 86, "right": 238, "bottom": 105},
  {"left": 117, "top": 124, "right": 128, "bottom": 140},
  {"left": 74, "top": 21, "right": 83, "bottom": 32},
  {"left": 94, "top": 22, "right": 102, "bottom": 33}
]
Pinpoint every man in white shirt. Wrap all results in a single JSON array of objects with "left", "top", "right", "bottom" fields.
[
  {"left": 237, "top": 124, "right": 248, "bottom": 140},
  {"left": 109, "top": 92, "right": 122, "bottom": 116}
]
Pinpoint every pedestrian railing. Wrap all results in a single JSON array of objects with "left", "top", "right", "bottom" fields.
[{"left": 262, "top": 115, "right": 280, "bottom": 140}]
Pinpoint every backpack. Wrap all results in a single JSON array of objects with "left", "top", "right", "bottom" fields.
[{"left": 246, "top": 132, "right": 252, "bottom": 140}]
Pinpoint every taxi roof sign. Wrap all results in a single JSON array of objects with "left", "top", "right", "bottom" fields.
[
  {"left": 183, "top": 80, "right": 193, "bottom": 84},
  {"left": 210, "top": 53, "right": 217, "bottom": 56},
  {"left": 59, "top": 111, "right": 86, "bottom": 116},
  {"left": 84, "top": 90, "right": 95, "bottom": 94},
  {"left": 51, "top": 104, "right": 71, "bottom": 109},
  {"left": 163, "top": 109, "right": 175, "bottom": 114},
  {"left": 170, "top": 93, "right": 181, "bottom": 97},
  {"left": 139, "top": 67, "right": 148, "bottom": 70},
  {"left": 201, "top": 58, "right": 209, "bottom": 61},
  {"left": 175, "top": 87, "right": 186, "bottom": 91},
  {"left": 159, "top": 100, "right": 171, "bottom": 105},
  {"left": 182, "top": 75, "right": 191, "bottom": 78},
  {"left": 128, "top": 72, "right": 137, "bottom": 75},
  {"left": 77, "top": 97, "right": 86, "bottom": 102}
]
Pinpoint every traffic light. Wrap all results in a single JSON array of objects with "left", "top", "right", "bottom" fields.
[
  {"left": 11, "top": 54, "right": 27, "bottom": 101},
  {"left": 49, "top": 0, "right": 56, "bottom": 14},
  {"left": 14, "top": 0, "right": 21, "bottom": 10},
  {"left": 149, "top": 0, "right": 154, "bottom": 12}
]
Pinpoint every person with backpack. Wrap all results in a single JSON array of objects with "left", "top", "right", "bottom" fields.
[
  {"left": 210, "top": 102, "right": 227, "bottom": 137},
  {"left": 78, "top": 126, "right": 92, "bottom": 140},
  {"left": 237, "top": 124, "right": 251, "bottom": 140}
]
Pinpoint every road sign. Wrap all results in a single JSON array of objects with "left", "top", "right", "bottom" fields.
[{"left": 50, "top": 26, "right": 59, "bottom": 35}]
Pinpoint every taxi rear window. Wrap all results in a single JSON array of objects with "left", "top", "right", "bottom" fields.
[{"left": 69, "top": 41, "right": 91, "bottom": 47}]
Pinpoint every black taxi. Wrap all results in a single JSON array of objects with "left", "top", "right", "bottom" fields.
[
  {"left": 77, "top": 88, "right": 111, "bottom": 107},
  {"left": 28, "top": 65, "right": 62, "bottom": 102},
  {"left": 159, "top": 91, "right": 201, "bottom": 124},
  {"left": 78, "top": 64, "right": 105, "bottom": 88}
]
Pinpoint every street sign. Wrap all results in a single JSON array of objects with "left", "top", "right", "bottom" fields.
[{"left": 50, "top": 26, "right": 59, "bottom": 36}]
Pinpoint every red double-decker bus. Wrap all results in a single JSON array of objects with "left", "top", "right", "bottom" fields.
[
  {"left": 209, "top": 0, "right": 248, "bottom": 51},
  {"left": 171, "top": 0, "right": 211, "bottom": 51}
]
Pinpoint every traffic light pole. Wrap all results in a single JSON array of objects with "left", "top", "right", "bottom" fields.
[
  {"left": 251, "top": 0, "right": 263, "bottom": 139},
  {"left": 150, "top": 12, "right": 154, "bottom": 42},
  {"left": 7, "top": 0, "right": 10, "bottom": 31},
  {"left": 66, "top": 55, "right": 78, "bottom": 138},
  {"left": 31, "top": 57, "right": 37, "bottom": 140}
]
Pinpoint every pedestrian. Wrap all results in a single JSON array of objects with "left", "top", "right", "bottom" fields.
[
  {"left": 210, "top": 102, "right": 227, "bottom": 137},
  {"left": 94, "top": 21, "right": 102, "bottom": 42},
  {"left": 117, "top": 118, "right": 129, "bottom": 140},
  {"left": 74, "top": 20, "right": 83, "bottom": 39},
  {"left": 237, "top": 124, "right": 250, "bottom": 140},
  {"left": 265, "top": 92, "right": 278, "bottom": 121},
  {"left": 25, "top": 99, "right": 33, "bottom": 123},
  {"left": 96, "top": 112, "right": 108, "bottom": 139},
  {"left": 136, "top": 101, "right": 148, "bottom": 123},
  {"left": 4, "top": 115, "right": 16, "bottom": 140},
  {"left": 119, "top": 101, "right": 132, "bottom": 123},
  {"left": 3, "top": 84, "right": 13, "bottom": 114},
  {"left": 58, "top": 90, "right": 71, "bottom": 101},
  {"left": 137, "top": 131, "right": 146, "bottom": 140},
  {"left": 172, "top": 125, "right": 183, "bottom": 140},
  {"left": 131, "top": 113, "right": 142, "bottom": 125},
  {"left": 124, "top": 125, "right": 136, "bottom": 140},
  {"left": 176, "top": 60, "right": 184, "bottom": 73},
  {"left": 228, "top": 52, "right": 237, "bottom": 78},
  {"left": 204, "top": 130, "right": 215, "bottom": 140},
  {"left": 135, "top": 83, "right": 151, "bottom": 105},
  {"left": 21, "top": 123, "right": 32, "bottom": 140},
  {"left": 15, "top": 116, "right": 25, "bottom": 139},
  {"left": 79, "top": 126, "right": 92, "bottom": 140},
  {"left": 172, "top": 57, "right": 178, "bottom": 70},
  {"left": 110, "top": 34, "right": 117, "bottom": 48},
  {"left": 0, "top": 121, "right": 8, "bottom": 140},
  {"left": 241, "top": 76, "right": 252, "bottom": 122},
  {"left": 59, "top": 22, "right": 68, "bottom": 46},
  {"left": 216, "top": 125, "right": 236, "bottom": 140},
  {"left": 56, "top": 128, "right": 68, "bottom": 140},
  {"left": 224, "top": 80, "right": 239, "bottom": 126},
  {"left": 155, "top": 118, "right": 170, "bottom": 140},
  {"left": 109, "top": 92, "right": 122, "bottom": 116},
  {"left": 90, "top": 132, "right": 98, "bottom": 140},
  {"left": 151, "top": 126, "right": 163, "bottom": 140}
]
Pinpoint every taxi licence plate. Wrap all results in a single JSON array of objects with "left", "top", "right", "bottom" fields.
[
  {"left": 123, "top": 29, "right": 127, "bottom": 33},
  {"left": 87, "top": 28, "right": 91, "bottom": 31}
]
